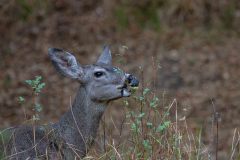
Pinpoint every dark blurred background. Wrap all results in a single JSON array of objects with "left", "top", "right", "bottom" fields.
[{"left": 0, "top": 0, "right": 240, "bottom": 158}]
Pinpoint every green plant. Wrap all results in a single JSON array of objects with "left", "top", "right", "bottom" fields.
[
  {"left": 90, "top": 84, "right": 211, "bottom": 159},
  {"left": 25, "top": 75, "right": 45, "bottom": 121},
  {"left": 125, "top": 88, "right": 174, "bottom": 159},
  {"left": 25, "top": 76, "right": 45, "bottom": 94},
  {"left": 0, "top": 76, "right": 45, "bottom": 159},
  {"left": 0, "top": 129, "right": 12, "bottom": 159},
  {"left": 18, "top": 76, "right": 45, "bottom": 122}
]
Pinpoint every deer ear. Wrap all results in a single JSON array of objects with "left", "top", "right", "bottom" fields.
[
  {"left": 96, "top": 45, "right": 112, "bottom": 65},
  {"left": 48, "top": 48, "right": 84, "bottom": 80}
]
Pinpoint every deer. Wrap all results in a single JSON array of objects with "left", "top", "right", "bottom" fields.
[{"left": 2, "top": 46, "right": 139, "bottom": 159}]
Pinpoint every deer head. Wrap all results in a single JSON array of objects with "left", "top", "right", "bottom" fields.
[{"left": 48, "top": 46, "right": 139, "bottom": 103}]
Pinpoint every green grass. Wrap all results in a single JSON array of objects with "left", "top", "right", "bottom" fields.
[
  {"left": 85, "top": 87, "right": 212, "bottom": 159},
  {"left": 0, "top": 128, "right": 13, "bottom": 159}
]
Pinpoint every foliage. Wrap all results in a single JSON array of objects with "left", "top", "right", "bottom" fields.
[
  {"left": 18, "top": 76, "right": 45, "bottom": 121},
  {"left": 25, "top": 76, "right": 45, "bottom": 94},
  {"left": 93, "top": 87, "right": 211, "bottom": 159},
  {"left": 0, "top": 76, "right": 46, "bottom": 159},
  {"left": 0, "top": 129, "right": 12, "bottom": 159}
]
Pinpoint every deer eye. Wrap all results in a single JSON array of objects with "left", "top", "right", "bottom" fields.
[{"left": 94, "top": 71, "right": 104, "bottom": 78}]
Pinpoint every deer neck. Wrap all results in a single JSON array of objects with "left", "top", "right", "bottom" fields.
[{"left": 56, "top": 86, "right": 106, "bottom": 156}]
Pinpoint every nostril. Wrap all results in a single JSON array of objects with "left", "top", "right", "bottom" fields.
[{"left": 131, "top": 79, "right": 139, "bottom": 87}]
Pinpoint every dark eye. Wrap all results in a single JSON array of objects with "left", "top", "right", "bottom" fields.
[{"left": 94, "top": 71, "right": 104, "bottom": 78}]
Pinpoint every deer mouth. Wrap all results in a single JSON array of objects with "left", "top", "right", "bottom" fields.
[
  {"left": 117, "top": 74, "right": 139, "bottom": 97},
  {"left": 127, "top": 74, "right": 139, "bottom": 87},
  {"left": 117, "top": 83, "right": 130, "bottom": 97},
  {"left": 121, "top": 75, "right": 140, "bottom": 97},
  {"left": 121, "top": 83, "right": 131, "bottom": 97}
]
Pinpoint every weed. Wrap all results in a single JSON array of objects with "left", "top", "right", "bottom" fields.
[
  {"left": 0, "top": 128, "right": 13, "bottom": 159},
  {"left": 24, "top": 75, "right": 45, "bottom": 121}
]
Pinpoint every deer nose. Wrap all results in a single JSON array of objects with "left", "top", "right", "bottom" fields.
[{"left": 126, "top": 74, "right": 139, "bottom": 87}]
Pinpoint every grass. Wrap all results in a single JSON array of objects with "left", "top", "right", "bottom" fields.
[
  {"left": 0, "top": 74, "right": 214, "bottom": 159},
  {"left": 86, "top": 88, "right": 212, "bottom": 160},
  {"left": 0, "top": 128, "right": 13, "bottom": 159},
  {"left": 91, "top": 87, "right": 240, "bottom": 160},
  {"left": 85, "top": 60, "right": 239, "bottom": 159}
]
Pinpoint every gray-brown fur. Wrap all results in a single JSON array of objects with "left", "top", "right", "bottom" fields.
[{"left": 3, "top": 46, "right": 139, "bottom": 159}]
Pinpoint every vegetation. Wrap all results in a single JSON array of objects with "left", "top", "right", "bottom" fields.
[
  {"left": 86, "top": 87, "right": 212, "bottom": 159},
  {"left": 0, "top": 70, "right": 239, "bottom": 159},
  {"left": 1, "top": 76, "right": 212, "bottom": 159},
  {"left": 85, "top": 85, "right": 240, "bottom": 159},
  {"left": 0, "top": 76, "right": 46, "bottom": 159},
  {"left": 113, "top": 0, "right": 240, "bottom": 32}
]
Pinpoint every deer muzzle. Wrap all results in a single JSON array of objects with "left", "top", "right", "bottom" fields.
[
  {"left": 127, "top": 74, "right": 139, "bottom": 87},
  {"left": 120, "top": 74, "right": 139, "bottom": 97}
]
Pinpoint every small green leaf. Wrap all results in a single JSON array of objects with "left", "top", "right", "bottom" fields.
[
  {"left": 164, "top": 112, "right": 170, "bottom": 116},
  {"left": 156, "top": 125, "right": 165, "bottom": 132},
  {"left": 32, "top": 114, "right": 40, "bottom": 121},
  {"left": 34, "top": 103, "right": 42, "bottom": 112},
  {"left": 156, "top": 121, "right": 171, "bottom": 132},
  {"left": 123, "top": 100, "right": 129, "bottom": 106},
  {"left": 150, "top": 101, "right": 157, "bottom": 108},
  {"left": 143, "top": 88, "right": 150, "bottom": 96},
  {"left": 138, "top": 112, "right": 145, "bottom": 118},
  {"left": 130, "top": 86, "right": 138, "bottom": 94},
  {"left": 38, "top": 83, "right": 45, "bottom": 89},
  {"left": 147, "top": 122, "right": 153, "bottom": 128},
  {"left": 25, "top": 80, "right": 33, "bottom": 86},
  {"left": 142, "top": 139, "right": 151, "bottom": 150},
  {"left": 18, "top": 96, "right": 25, "bottom": 104},
  {"left": 164, "top": 121, "right": 171, "bottom": 126},
  {"left": 131, "top": 123, "right": 137, "bottom": 131},
  {"left": 35, "top": 76, "right": 42, "bottom": 82},
  {"left": 150, "top": 96, "right": 159, "bottom": 108},
  {"left": 139, "top": 96, "right": 144, "bottom": 101}
]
